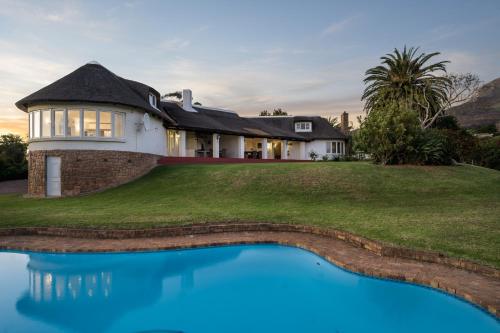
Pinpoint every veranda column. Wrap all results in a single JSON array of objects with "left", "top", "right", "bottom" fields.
[
  {"left": 179, "top": 130, "right": 187, "bottom": 157},
  {"left": 281, "top": 140, "right": 288, "bottom": 160},
  {"left": 299, "top": 141, "right": 306, "bottom": 160},
  {"left": 212, "top": 133, "right": 220, "bottom": 158},
  {"left": 238, "top": 136, "right": 245, "bottom": 159},
  {"left": 261, "top": 138, "right": 268, "bottom": 159}
]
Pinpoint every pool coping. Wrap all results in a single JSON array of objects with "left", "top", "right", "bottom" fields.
[{"left": 0, "top": 222, "right": 499, "bottom": 317}]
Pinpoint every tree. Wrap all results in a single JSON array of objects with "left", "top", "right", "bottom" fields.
[
  {"left": 445, "top": 73, "right": 481, "bottom": 106},
  {"left": 354, "top": 101, "right": 421, "bottom": 165},
  {"left": 327, "top": 116, "right": 340, "bottom": 128},
  {"left": 272, "top": 108, "right": 288, "bottom": 116},
  {"left": 0, "top": 134, "right": 28, "bottom": 181},
  {"left": 259, "top": 108, "right": 288, "bottom": 116},
  {"left": 362, "top": 46, "right": 450, "bottom": 129},
  {"left": 416, "top": 73, "right": 481, "bottom": 129},
  {"left": 162, "top": 91, "right": 182, "bottom": 100}
]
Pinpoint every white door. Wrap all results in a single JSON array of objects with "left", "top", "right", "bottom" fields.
[{"left": 46, "top": 156, "right": 61, "bottom": 197}]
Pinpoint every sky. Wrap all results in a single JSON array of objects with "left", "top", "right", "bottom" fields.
[{"left": 1, "top": 0, "right": 499, "bottom": 136}]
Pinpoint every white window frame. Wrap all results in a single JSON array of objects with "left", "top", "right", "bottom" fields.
[
  {"left": 33, "top": 110, "right": 40, "bottom": 138},
  {"left": 40, "top": 109, "right": 52, "bottom": 138},
  {"left": 326, "top": 141, "right": 345, "bottom": 156},
  {"left": 28, "top": 112, "right": 33, "bottom": 138},
  {"left": 295, "top": 122, "right": 312, "bottom": 132},
  {"left": 53, "top": 109, "right": 66, "bottom": 137},
  {"left": 28, "top": 108, "right": 126, "bottom": 141},
  {"left": 149, "top": 93, "right": 157, "bottom": 108}
]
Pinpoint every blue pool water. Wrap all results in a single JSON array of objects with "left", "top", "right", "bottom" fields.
[{"left": 0, "top": 245, "right": 498, "bottom": 333}]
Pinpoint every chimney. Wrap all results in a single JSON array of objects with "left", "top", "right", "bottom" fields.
[
  {"left": 182, "top": 89, "right": 197, "bottom": 112},
  {"left": 341, "top": 111, "right": 349, "bottom": 134}
]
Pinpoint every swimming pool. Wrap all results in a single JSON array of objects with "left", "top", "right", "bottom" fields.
[{"left": 0, "top": 245, "right": 498, "bottom": 333}]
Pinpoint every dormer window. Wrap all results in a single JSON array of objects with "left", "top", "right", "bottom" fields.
[
  {"left": 148, "top": 93, "right": 157, "bottom": 108},
  {"left": 295, "top": 122, "right": 312, "bottom": 132}
]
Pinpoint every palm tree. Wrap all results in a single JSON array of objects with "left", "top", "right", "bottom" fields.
[{"left": 362, "top": 46, "right": 450, "bottom": 128}]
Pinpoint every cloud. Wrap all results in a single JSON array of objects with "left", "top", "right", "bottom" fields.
[
  {"left": 0, "top": 116, "right": 28, "bottom": 137},
  {"left": 158, "top": 38, "right": 191, "bottom": 51},
  {"left": 321, "top": 15, "right": 361, "bottom": 37},
  {"left": 0, "top": 39, "right": 76, "bottom": 136},
  {"left": 0, "top": 0, "right": 79, "bottom": 23}
]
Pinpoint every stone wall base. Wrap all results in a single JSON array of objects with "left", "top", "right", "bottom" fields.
[{"left": 28, "top": 150, "right": 160, "bottom": 197}]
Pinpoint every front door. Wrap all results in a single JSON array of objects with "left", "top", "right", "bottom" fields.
[{"left": 46, "top": 156, "right": 61, "bottom": 197}]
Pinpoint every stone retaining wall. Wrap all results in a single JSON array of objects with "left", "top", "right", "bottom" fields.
[
  {"left": 28, "top": 150, "right": 160, "bottom": 197},
  {"left": 1, "top": 222, "right": 498, "bottom": 279}
]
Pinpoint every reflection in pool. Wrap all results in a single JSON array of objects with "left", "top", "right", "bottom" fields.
[{"left": 0, "top": 245, "right": 498, "bottom": 333}]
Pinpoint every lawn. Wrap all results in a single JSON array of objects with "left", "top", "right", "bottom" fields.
[{"left": 0, "top": 162, "right": 499, "bottom": 268}]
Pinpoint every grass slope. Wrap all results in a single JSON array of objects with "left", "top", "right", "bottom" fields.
[{"left": 1, "top": 162, "right": 499, "bottom": 267}]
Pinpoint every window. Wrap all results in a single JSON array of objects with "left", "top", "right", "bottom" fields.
[
  {"left": 167, "top": 129, "right": 180, "bottom": 156},
  {"left": 114, "top": 112, "right": 124, "bottom": 137},
  {"left": 83, "top": 110, "right": 97, "bottom": 137},
  {"left": 99, "top": 111, "right": 112, "bottom": 137},
  {"left": 54, "top": 109, "right": 65, "bottom": 136},
  {"left": 294, "top": 122, "right": 312, "bottom": 132},
  {"left": 33, "top": 111, "right": 40, "bottom": 138},
  {"left": 41, "top": 110, "right": 51, "bottom": 137},
  {"left": 149, "top": 93, "right": 157, "bottom": 108},
  {"left": 326, "top": 141, "right": 344, "bottom": 155},
  {"left": 67, "top": 109, "right": 81, "bottom": 136},
  {"left": 29, "top": 108, "right": 125, "bottom": 140},
  {"left": 29, "top": 113, "right": 33, "bottom": 138}
]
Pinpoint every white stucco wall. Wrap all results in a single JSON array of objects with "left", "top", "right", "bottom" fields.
[
  {"left": 27, "top": 103, "right": 167, "bottom": 156},
  {"left": 288, "top": 141, "right": 303, "bottom": 160},
  {"left": 305, "top": 140, "right": 345, "bottom": 160}
]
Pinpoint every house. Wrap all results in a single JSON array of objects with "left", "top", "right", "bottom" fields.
[{"left": 16, "top": 62, "right": 347, "bottom": 197}]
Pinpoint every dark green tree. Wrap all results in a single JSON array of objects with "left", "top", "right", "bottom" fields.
[
  {"left": 362, "top": 46, "right": 450, "bottom": 129},
  {"left": 0, "top": 134, "right": 28, "bottom": 181}
]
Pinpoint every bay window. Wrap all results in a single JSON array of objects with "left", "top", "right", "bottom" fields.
[
  {"left": 33, "top": 111, "right": 40, "bottom": 138},
  {"left": 67, "top": 109, "right": 81, "bottom": 136},
  {"left": 83, "top": 110, "right": 97, "bottom": 137},
  {"left": 41, "top": 110, "right": 51, "bottom": 137},
  {"left": 29, "top": 108, "right": 125, "bottom": 140},
  {"left": 29, "top": 113, "right": 33, "bottom": 138},
  {"left": 99, "top": 111, "right": 112, "bottom": 137},
  {"left": 54, "top": 109, "right": 65, "bottom": 136}
]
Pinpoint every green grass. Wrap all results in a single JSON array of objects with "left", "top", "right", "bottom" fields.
[{"left": 1, "top": 162, "right": 499, "bottom": 267}]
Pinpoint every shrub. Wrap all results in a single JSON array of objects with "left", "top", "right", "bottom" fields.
[
  {"left": 0, "top": 134, "right": 28, "bottom": 181},
  {"left": 474, "top": 137, "right": 500, "bottom": 170},
  {"left": 321, "top": 155, "right": 329, "bottom": 161},
  {"left": 414, "top": 129, "right": 453, "bottom": 165},
  {"left": 355, "top": 102, "right": 421, "bottom": 165},
  {"left": 309, "top": 150, "right": 318, "bottom": 161},
  {"left": 438, "top": 128, "right": 477, "bottom": 163}
]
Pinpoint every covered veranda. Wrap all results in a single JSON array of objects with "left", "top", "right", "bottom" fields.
[{"left": 166, "top": 129, "right": 305, "bottom": 160}]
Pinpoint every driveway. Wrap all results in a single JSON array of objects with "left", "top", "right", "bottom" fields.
[{"left": 0, "top": 179, "right": 28, "bottom": 194}]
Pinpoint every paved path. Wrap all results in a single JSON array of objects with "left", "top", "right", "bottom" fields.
[
  {"left": 0, "top": 230, "right": 498, "bottom": 317},
  {"left": 0, "top": 179, "right": 27, "bottom": 194}
]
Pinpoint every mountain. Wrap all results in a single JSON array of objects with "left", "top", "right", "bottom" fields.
[{"left": 447, "top": 77, "right": 500, "bottom": 129}]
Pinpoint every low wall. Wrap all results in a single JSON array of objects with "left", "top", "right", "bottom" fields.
[
  {"left": 1, "top": 222, "right": 497, "bottom": 279},
  {"left": 28, "top": 150, "right": 160, "bottom": 197}
]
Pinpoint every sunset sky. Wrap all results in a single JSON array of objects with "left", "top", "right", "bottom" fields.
[{"left": 1, "top": 0, "right": 499, "bottom": 137}]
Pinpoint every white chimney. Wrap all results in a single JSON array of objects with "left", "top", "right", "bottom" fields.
[{"left": 182, "top": 89, "right": 197, "bottom": 112}]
